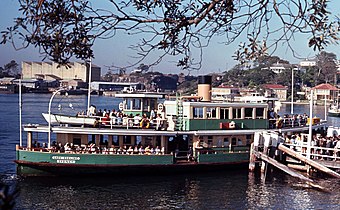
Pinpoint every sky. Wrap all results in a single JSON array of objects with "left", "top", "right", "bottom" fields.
[{"left": 0, "top": 0, "right": 340, "bottom": 76}]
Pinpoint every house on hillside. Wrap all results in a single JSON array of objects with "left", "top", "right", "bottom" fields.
[
  {"left": 211, "top": 86, "right": 240, "bottom": 101},
  {"left": 300, "top": 59, "right": 317, "bottom": 67},
  {"left": 312, "top": 83, "right": 338, "bottom": 101},
  {"left": 262, "top": 63, "right": 292, "bottom": 74},
  {"left": 261, "top": 84, "right": 288, "bottom": 101}
]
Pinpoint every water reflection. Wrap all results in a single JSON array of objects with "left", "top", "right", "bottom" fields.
[
  {"left": 246, "top": 171, "right": 340, "bottom": 209},
  {"left": 15, "top": 171, "right": 250, "bottom": 209}
]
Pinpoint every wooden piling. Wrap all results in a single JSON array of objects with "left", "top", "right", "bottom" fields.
[
  {"left": 249, "top": 143, "right": 256, "bottom": 171},
  {"left": 254, "top": 150, "right": 314, "bottom": 183}
]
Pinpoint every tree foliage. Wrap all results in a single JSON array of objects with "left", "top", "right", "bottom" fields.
[
  {"left": 316, "top": 51, "right": 337, "bottom": 84},
  {"left": 1, "top": 0, "right": 339, "bottom": 70},
  {"left": 0, "top": 60, "right": 19, "bottom": 78}
]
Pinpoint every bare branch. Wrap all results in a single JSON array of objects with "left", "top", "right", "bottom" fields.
[{"left": 1, "top": 0, "right": 339, "bottom": 70}]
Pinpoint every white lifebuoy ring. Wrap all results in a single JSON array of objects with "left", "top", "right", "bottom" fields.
[
  {"left": 229, "top": 121, "right": 236, "bottom": 129},
  {"left": 119, "top": 102, "right": 124, "bottom": 110},
  {"left": 158, "top": 103, "right": 164, "bottom": 112}
]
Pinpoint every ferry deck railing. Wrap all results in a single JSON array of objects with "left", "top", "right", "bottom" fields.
[{"left": 96, "top": 116, "right": 167, "bottom": 130}]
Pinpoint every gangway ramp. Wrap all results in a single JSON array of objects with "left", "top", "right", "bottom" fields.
[
  {"left": 254, "top": 150, "right": 325, "bottom": 190},
  {"left": 278, "top": 144, "right": 340, "bottom": 179}
]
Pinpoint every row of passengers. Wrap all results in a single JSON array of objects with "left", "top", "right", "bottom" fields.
[
  {"left": 100, "top": 113, "right": 165, "bottom": 129},
  {"left": 79, "top": 106, "right": 165, "bottom": 128},
  {"left": 270, "top": 114, "right": 309, "bottom": 128},
  {"left": 285, "top": 134, "right": 340, "bottom": 159},
  {"left": 86, "top": 105, "right": 161, "bottom": 122},
  {"left": 103, "top": 145, "right": 165, "bottom": 155},
  {"left": 52, "top": 142, "right": 166, "bottom": 155},
  {"left": 88, "top": 106, "right": 159, "bottom": 120}
]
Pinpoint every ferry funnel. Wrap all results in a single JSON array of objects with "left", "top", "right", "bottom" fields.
[{"left": 198, "top": 75, "right": 212, "bottom": 102}]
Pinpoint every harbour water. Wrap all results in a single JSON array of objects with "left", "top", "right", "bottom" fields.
[{"left": 0, "top": 93, "right": 339, "bottom": 209}]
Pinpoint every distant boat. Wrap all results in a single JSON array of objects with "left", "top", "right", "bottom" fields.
[
  {"left": 42, "top": 113, "right": 97, "bottom": 126},
  {"left": 328, "top": 103, "right": 340, "bottom": 117},
  {"left": 0, "top": 84, "right": 19, "bottom": 94}
]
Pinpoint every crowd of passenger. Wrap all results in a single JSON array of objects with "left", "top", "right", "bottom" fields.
[
  {"left": 31, "top": 140, "right": 166, "bottom": 155},
  {"left": 77, "top": 105, "right": 166, "bottom": 129},
  {"left": 268, "top": 109, "right": 310, "bottom": 129},
  {"left": 284, "top": 133, "right": 340, "bottom": 160}
]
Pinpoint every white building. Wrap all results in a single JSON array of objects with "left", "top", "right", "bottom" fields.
[
  {"left": 262, "top": 63, "right": 292, "bottom": 74},
  {"left": 299, "top": 60, "right": 317, "bottom": 67},
  {"left": 22, "top": 61, "right": 101, "bottom": 82}
]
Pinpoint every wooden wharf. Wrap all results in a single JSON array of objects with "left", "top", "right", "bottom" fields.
[{"left": 250, "top": 131, "right": 340, "bottom": 189}]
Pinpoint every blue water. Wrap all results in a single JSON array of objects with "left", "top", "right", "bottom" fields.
[{"left": 0, "top": 93, "right": 339, "bottom": 209}]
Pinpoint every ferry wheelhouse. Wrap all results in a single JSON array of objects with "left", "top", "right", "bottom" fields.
[{"left": 15, "top": 76, "right": 326, "bottom": 176}]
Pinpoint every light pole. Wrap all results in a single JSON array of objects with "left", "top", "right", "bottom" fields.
[
  {"left": 19, "top": 79, "right": 22, "bottom": 147},
  {"left": 87, "top": 58, "right": 92, "bottom": 116},
  {"left": 307, "top": 89, "right": 313, "bottom": 160},
  {"left": 324, "top": 93, "right": 327, "bottom": 121},
  {"left": 48, "top": 89, "right": 64, "bottom": 148},
  {"left": 291, "top": 67, "right": 294, "bottom": 114}
]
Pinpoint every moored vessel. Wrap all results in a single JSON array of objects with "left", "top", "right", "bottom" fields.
[
  {"left": 328, "top": 103, "right": 340, "bottom": 117},
  {"left": 15, "top": 75, "right": 326, "bottom": 176}
]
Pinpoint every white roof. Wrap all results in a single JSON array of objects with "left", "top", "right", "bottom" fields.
[
  {"left": 115, "top": 93, "right": 164, "bottom": 99},
  {"left": 240, "top": 96, "right": 279, "bottom": 103},
  {"left": 164, "top": 100, "right": 268, "bottom": 108}
]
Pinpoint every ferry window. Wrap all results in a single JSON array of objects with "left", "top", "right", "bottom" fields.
[
  {"left": 237, "top": 139, "right": 243, "bottom": 145},
  {"left": 127, "top": 99, "right": 132, "bottom": 110},
  {"left": 91, "top": 134, "right": 95, "bottom": 144},
  {"left": 193, "top": 107, "right": 204, "bottom": 118},
  {"left": 143, "top": 99, "right": 149, "bottom": 111},
  {"left": 220, "top": 108, "right": 229, "bottom": 119},
  {"left": 73, "top": 136, "right": 81, "bottom": 146},
  {"left": 123, "top": 136, "right": 131, "bottom": 145},
  {"left": 206, "top": 107, "right": 217, "bottom": 118},
  {"left": 208, "top": 136, "right": 213, "bottom": 146},
  {"left": 217, "top": 138, "right": 223, "bottom": 147},
  {"left": 256, "top": 108, "right": 264, "bottom": 119},
  {"left": 150, "top": 99, "right": 156, "bottom": 110},
  {"left": 223, "top": 138, "right": 229, "bottom": 146},
  {"left": 133, "top": 99, "right": 141, "bottom": 110},
  {"left": 112, "top": 136, "right": 119, "bottom": 146},
  {"left": 156, "top": 136, "right": 161, "bottom": 146},
  {"left": 232, "top": 137, "right": 237, "bottom": 145},
  {"left": 232, "top": 108, "right": 242, "bottom": 119},
  {"left": 246, "top": 135, "right": 251, "bottom": 146},
  {"left": 136, "top": 136, "right": 142, "bottom": 145},
  {"left": 145, "top": 136, "right": 153, "bottom": 145},
  {"left": 245, "top": 108, "right": 253, "bottom": 119}
]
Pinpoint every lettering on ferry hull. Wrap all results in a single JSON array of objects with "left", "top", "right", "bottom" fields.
[{"left": 51, "top": 156, "right": 81, "bottom": 164}]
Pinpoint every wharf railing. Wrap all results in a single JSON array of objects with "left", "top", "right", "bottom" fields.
[{"left": 283, "top": 143, "right": 340, "bottom": 162}]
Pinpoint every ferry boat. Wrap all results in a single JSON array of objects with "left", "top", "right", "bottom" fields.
[
  {"left": 328, "top": 103, "right": 340, "bottom": 117},
  {"left": 15, "top": 76, "right": 326, "bottom": 176}
]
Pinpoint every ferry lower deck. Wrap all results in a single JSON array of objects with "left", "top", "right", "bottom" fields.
[{"left": 15, "top": 122, "right": 327, "bottom": 176}]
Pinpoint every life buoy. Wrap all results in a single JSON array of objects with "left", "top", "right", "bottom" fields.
[
  {"left": 93, "top": 120, "right": 99, "bottom": 127},
  {"left": 140, "top": 119, "right": 150, "bottom": 128},
  {"left": 229, "top": 121, "right": 236, "bottom": 129},
  {"left": 118, "top": 102, "right": 124, "bottom": 110},
  {"left": 158, "top": 103, "right": 164, "bottom": 112}
]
